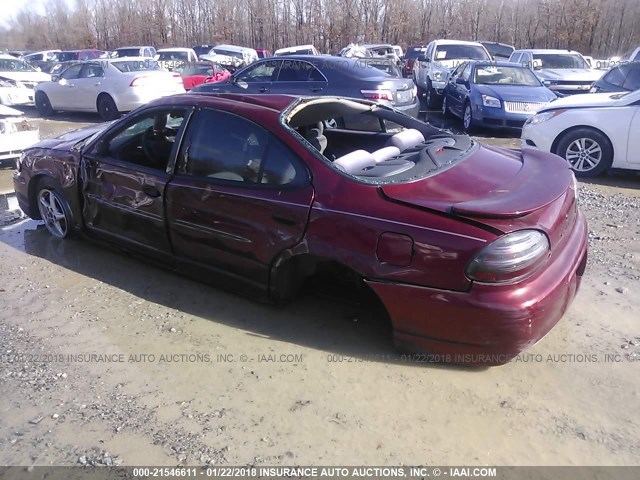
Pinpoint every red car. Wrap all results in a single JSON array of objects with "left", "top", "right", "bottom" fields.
[
  {"left": 179, "top": 62, "right": 231, "bottom": 90},
  {"left": 12, "top": 94, "right": 587, "bottom": 365},
  {"left": 402, "top": 45, "right": 427, "bottom": 77},
  {"left": 256, "top": 49, "right": 272, "bottom": 59}
]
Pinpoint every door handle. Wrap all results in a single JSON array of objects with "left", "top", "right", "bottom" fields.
[
  {"left": 272, "top": 214, "right": 297, "bottom": 226},
  {"left": 259, "top": 87, "right": 269, "bottom": 93},
  {"left": 310, "top": 87, "right": 323, "bottom": 92},
  {"left": 142, "top": 185, "right": 161, "bottom": 198},
  {"left": 94, "top": 82, "right": 101, "bottom": 86}
]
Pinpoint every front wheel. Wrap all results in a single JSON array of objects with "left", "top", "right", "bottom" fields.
[
  {"left": 442, "top": 96, "right": 451, "bottom": 117},
  {"left": 425, "top": 81, "right": 440, "bottom": 110},
  {"left": 35, "top": 91, "right": 54, "bottom": 117},
  {"left": 463, "top": 103, "right": 474, "bottom": 132},
  {"left": 36, "top": 181, "right": 74, "bottom": 239},
  {"left": 556, "top": 128, "right": 613, "bottom": 177}
]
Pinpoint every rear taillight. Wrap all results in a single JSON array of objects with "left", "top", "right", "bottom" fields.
[
  {"left": 465, "top": 230, "right": 550, "bottom": 283},
  {"left": 172, "top": 73, "right": 183, "bottom": 85},
  {"left": 129, "top": 76, "right": 150, "bottom": 87},
  {"left": 361, "top": 89, "right": 393, "bottom": 101}
]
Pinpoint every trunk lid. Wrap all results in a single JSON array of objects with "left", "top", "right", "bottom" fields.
[{"left": 380, "top": 145, "right": 573, "bottom": 220}]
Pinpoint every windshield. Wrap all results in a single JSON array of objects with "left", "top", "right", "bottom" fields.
[
  {"left": 279, "top": 49, "right": 314, "bottom": 56},
  {"left": 157, "top": 51, "right": 189, "bottom": 61},
  {"left": 112, "top": 60, "right": 161, "bottom": 72},
  {"left": 115, "top": 48, "right": 142, "bottom": 58},
  {"left": 405, "top": 47, "right": 427, "bottom": 59},
  {"left": 0, "top": 58, "right": 36, "bottom": 72},
  {"left": 55, "top": 52, "right": 80, "bottom": 62},
  {"left": 533, "top": 53, "right": 588, "bottom": 69},
  {"left": 483, "top": 44, "right": 514, "bottom": 59},
  {"left": 474, "top": 65, "right": 541, "bottom": 86},
  {"left": 356, "top": 60, "right": 400, "bottom": 77},
  {"left": 210, "top": 49, "right": 243, "bottom": 60},
  {"left": 179, "top": 64, "right": 214, "bottom": 76},
  {"left": 435, "top": 45, "right": 489, "bottom": 61}
]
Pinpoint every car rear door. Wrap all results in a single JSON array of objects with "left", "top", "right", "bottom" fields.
[
  {"left": 80, "top": 106, "right": 191, "bottom": 259},
  {"left": 165, "top": 107, "right": 314, "bottom": 294},
  {"left": 269, "top": 59, "right": 328, "bottom": 94}
]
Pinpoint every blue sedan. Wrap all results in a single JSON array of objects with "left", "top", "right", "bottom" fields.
[{"left": 442, "top": 61, "right": 557, "bottom": 131}]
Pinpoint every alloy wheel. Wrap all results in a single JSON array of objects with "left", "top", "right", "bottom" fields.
[
  {"left": 463, "top": 105, "right": 472, "bottom": 130},
  {"left": 565, "top": 138, "right": 602, "bottom": 172},
  {"left": 37, "top": 189, "right": 68, "bottom": 238}
]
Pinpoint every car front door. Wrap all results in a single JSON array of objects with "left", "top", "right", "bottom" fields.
[
  {"left": 269, "top": 59, "right": 328, "bottom": 94},
  {"left": 165, "top": 107, "right": 314, "bottom": 294},
  {"left": 48, "top": 63, "right": 84, "bottom": 109},
  {"left": 627, "top": 106, "right": 640, "bottom": 165},
  {"left": 74, "top": 62, "right": 105, "bottom": 111},
  {"left": 446, "top": 63, "right": 465, "bottom": 114},
  {"left": 225, "top": 59, "right": 282, "bottom": 94},
  {"left": 80, "top": 106, "right": 191, "bottom": 259},
  {"left": 457, "top": 63, "right": 472, "bottom": 115}
]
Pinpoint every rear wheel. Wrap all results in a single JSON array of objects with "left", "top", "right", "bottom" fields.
[
  {"left": 35, "top": 91, "right": 54, "bottom": 117},
  {"left": 556, "top": 128, "right": 613, "bottom": 177},
  {"left": 35, "top": 180, "right": 74, "bottom": 239},
  {"left": 97, "top": 94, "right": 120, "bottom": 121}
]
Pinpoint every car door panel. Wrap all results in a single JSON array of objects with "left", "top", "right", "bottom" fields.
[
  {"left": 231, "top": 59, "right": 282, "bottom": 94},
  {"left": 166, "top": 181, "right": 313, "bottom": 288},
  {"left": 74, "top": 63, "right": 105, "bottom": 112},
  {"left": 165, "top": 107, "right": 313, "bottom": 292},
  {"left": 80, "top": 158, "right": 172, "bottom": 256},
  {"left": 627, "top": 107, "right": 640, "bottom": 165},
  {"left": 269, "top": 59, "right": 328, "bottom": 95},
  {"left": 51, "top": 63, "right": 84, "bottom": 109},
  {"left": 80, "top": 107, "right": 190, "bottom": 259}
]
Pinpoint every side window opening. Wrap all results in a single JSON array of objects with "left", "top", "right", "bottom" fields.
[
  {"left": 93, "top": 109, "right": 187, "bottom": 171},
  {"left": 178, "top": 109, "right": 306, "bottom": 187}
]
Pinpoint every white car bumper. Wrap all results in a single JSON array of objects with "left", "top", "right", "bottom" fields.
[
  {"left": 0, "top": 117, "right": 39, "bottom": 161},
  {"left": 0, "top": 87, "right": 35, "bottom": 106},
  {"left": 521, "top": 122, "right": 555, "bottom": 153},
  {"left": 112, "top": 86, "right": 186, "bottom": 112}
]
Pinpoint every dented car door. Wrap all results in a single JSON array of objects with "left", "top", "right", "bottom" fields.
[{"left": 80, "top": 106, "right": 190, "bottom": 258}]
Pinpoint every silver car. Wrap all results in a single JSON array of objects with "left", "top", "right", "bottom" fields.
[
  {"left": 34, "top": 57, "right": 186, "bottom": 120},
  {"left": 508, "top": 49, "right": 602, "bottom": 95}
]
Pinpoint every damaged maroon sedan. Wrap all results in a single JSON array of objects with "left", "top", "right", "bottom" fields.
[{"left": 13, "top": 94, "right": 587, "bottom": 364}]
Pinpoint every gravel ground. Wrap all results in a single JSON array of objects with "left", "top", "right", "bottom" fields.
[{"left": 0, "top": 111, "right": 639, "bottom": 467}]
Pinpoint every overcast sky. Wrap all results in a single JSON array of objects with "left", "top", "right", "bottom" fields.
[{"left": 1, "top": 0, "right": 59, "bottom": 27}]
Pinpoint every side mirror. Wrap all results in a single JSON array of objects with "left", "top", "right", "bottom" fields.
[
  {"left": 51, "top": 74, "right": 59, "bottom": 82},
  {"left": 456, "top": 77, "right": 467, "bottom": 85}
]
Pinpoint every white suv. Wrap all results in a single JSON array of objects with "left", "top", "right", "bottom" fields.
[{"left": 413, "top": 39, "right": 490, "bottom": 109}]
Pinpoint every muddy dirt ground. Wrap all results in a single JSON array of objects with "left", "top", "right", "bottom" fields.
[{"left": 0, "top": 107, "right": 639, "bottom": 467}]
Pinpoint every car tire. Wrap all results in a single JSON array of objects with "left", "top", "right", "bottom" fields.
[
  {"left": 35, "top": 179, "right": 74, "bottom": 239},
  {"left": 97, "top": 94, "right": 120, "bottom": 121},
  {"left": 442, "top": 96, "right": 451, "bottom": 117},
  {"left": 35, "top": 92, "right": 54, "bottom": 117},
  {"left": 425, "top": 80, "right": 440, "bottom": 110},
  {"left": 556, "top": 128, "right": 614, "bottom": 177},
  {"left": 463, "top": 102, "right": 474, "bottom": 133}
]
